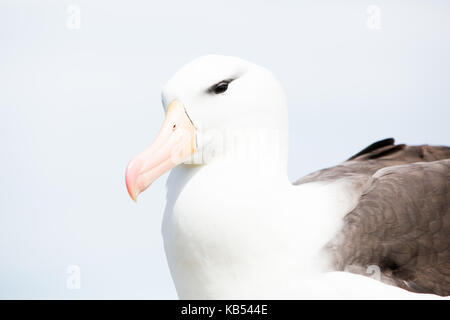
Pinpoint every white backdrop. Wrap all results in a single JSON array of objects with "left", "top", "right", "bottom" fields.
[{"left": 0, "top": 0, "right": 449, "bottom": 298}]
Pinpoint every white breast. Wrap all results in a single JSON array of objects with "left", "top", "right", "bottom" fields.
[{"left": 161, "top": 161, "right": 370, "bottom": 299}]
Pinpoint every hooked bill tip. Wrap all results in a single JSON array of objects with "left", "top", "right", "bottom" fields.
[{"left": 125, "top": 158, "right": 143, "bottom": 202}]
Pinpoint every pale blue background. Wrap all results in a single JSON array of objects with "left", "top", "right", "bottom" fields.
[{"left": 0, "top": 0, "right": 449, "bottom": 299}]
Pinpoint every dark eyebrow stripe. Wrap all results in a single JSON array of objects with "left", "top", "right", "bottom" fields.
[{"left": 206, "top": 78, "right": 236, "bottom": 93}]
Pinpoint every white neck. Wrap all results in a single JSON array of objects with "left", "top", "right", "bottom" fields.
[
  {"left": 161, "top": 154, "right": 365, "bottom": 298},
  {"left": 186, "top": 126, "right": 289, "bottom": 174}
]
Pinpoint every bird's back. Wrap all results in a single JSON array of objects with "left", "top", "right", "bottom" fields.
[{"left": 296, "top": 138, "right": 450, "bottom": 296}]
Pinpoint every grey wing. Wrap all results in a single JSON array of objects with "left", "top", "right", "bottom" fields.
[
  {"left": 325, "top": 160, "right": 450, "bottom": 296},
  {"left": 296, "top": 138, "right": 450, "bottom": 185},
  {"left": 295, "top": 138, "right": 450, "bottom": 296}
]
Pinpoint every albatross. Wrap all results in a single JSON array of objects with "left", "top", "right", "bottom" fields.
[{"left": 125, "top": 55, "right": 450, "bottom": 299}]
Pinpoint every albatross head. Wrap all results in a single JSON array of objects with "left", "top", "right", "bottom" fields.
[{"left": 126, "top": 55, "right": 288, "bottom": 201}]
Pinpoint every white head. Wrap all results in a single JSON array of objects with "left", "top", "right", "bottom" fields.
[{"left": 126, "top": 55, "right": 289, "bottom": 200}]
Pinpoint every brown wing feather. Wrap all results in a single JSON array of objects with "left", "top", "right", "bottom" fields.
[
  {"left": 325, "top": 160, "right": 450, "bottom": 296},
  {"left": 295, "top": 138, "right": 450, "bottom": 296},
  {"left": 295, "top": 138, "right": 450, "bottom": 185}
]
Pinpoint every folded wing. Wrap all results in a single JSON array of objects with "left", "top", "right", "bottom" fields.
[{"left": 296, "top": 138, "right": 450, "bottom": 296}]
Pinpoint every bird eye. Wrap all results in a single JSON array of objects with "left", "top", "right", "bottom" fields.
[
  {"left": 207, "top": 78, "right": 235, "bottom": 95},
  {"left": 213, "top": 82, "right": 229, "bottom": 94}
]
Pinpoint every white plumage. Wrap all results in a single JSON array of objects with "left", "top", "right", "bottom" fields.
[{"left": 126, "top": 55, "right": 449, "bottom": 299}]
